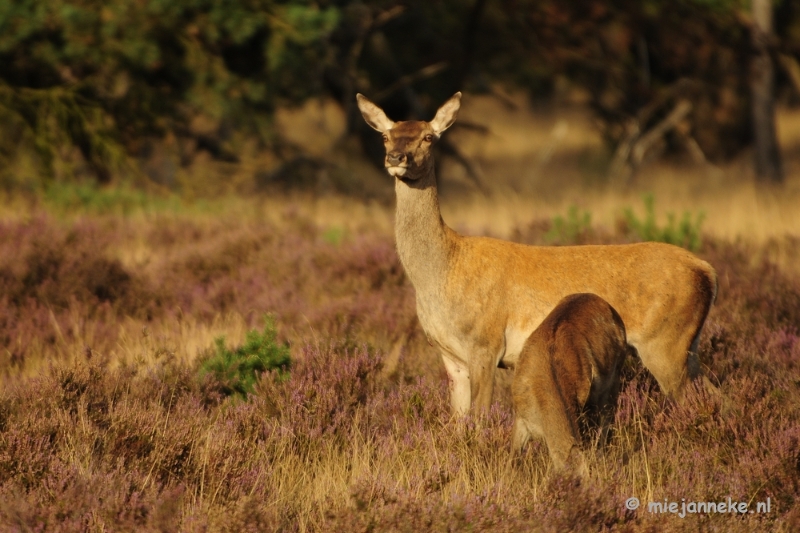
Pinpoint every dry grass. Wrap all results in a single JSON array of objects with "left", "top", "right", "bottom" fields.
[
  {"left": 440, "top": 93, "right": 800, "bottom": 243},
  {"left": 0, "top": 190, "right": 798, "bottom": 531},
  {"left": 1, "top": 96, "right": 799, "bottom": 531}
]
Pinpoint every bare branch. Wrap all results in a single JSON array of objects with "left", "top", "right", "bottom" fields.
[
  {"left": 630, "top": 99, "right": 693, "bottom": 166},
  {"left": 778, "top": 54, "right": 800, "bottom": 98},
  {"left": 373, "top": 62, "right": 449, "bottom": 102}
]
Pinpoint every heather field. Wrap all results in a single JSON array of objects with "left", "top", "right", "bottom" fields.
[
  {"left": 0, "top": 183, "right": 798, "bottom": 533},
  {"left": 3, "top": 0, "right": 800, "bottom": 529}
]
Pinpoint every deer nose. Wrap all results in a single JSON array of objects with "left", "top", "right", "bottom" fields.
[{"left": 386, "top": 152, "right": 406, "bottom": 166}]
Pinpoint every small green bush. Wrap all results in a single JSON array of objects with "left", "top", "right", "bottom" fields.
[
  {"left": 545, "top": 205, "right": 592, "bottom": 245},
  {"left": 622, "top": 194, "right": 705, "bottom": 251},
  {"left": 322, "top": 226, "right": 345, "bottom": 246},
  {"left": 198, "top": 316, "right": 291, "bottom": 399}
]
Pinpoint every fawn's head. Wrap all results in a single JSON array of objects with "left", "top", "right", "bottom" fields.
[{"left": 356, "top": 92, "right": 461, "bottom": 180}]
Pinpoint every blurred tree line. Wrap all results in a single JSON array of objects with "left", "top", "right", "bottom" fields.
[{"left": 1, "top": 0, "right": 798, "bottom": 191}]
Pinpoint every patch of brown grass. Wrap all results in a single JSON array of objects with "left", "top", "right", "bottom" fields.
[{"left": 0, "top": 188, "right": 798, "bottom": 530}]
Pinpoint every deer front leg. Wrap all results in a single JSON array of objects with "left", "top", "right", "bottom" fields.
[
  {"left": 441, "top": 354, "right": 471, "bottom": 416},
  {"left": 469, "top": 353, "right": 497, "bottom": 413}
]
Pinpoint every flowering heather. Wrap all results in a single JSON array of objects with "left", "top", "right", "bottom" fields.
[{"left": 0, "top": 200, "right": 799, "bottom": 531}]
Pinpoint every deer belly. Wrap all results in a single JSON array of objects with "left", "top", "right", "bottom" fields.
[{"left": 501, "top": 324, "right": 538, "bottom": 369}]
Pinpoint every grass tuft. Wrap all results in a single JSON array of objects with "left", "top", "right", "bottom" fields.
[
  {"left": 198, "top": 316, "right": 291, "bottom": 400},
  {"left": 621, "top": 193, "right": 706, "bottom": 251},
  {"left": 545, "top": 205, "right": 593, "bottom": 245}
]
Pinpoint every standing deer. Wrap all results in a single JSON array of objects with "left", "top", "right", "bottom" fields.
[
  {"left": 356, "top": 92, "right": 717, "bottom": 415},
  {"left": 512, "top": 293, "right": 632, "bottom": 477}
]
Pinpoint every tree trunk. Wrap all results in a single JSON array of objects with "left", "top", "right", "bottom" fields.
[{"left": 751, "top": 0, "right": 783, "bottom": 183}]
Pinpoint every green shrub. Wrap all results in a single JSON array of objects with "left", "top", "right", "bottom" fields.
[
  {"left": 198, "top": 316, "right": 291, "bottom": 399},
  {"left": 545, "top": 205, "right": 592, "bottom": 245},
  {"left": 322, "top": 226, "right": 345, "bottom": 246},
  {"left": 622, "top": 194, "right": 705, "bottom": 251}
]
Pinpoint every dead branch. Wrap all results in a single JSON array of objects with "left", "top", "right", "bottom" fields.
[
  {"left": 609, "top": 98, "right": 697, "bottom": 184},
  {"left": 778, "top": 54, "right": 800, "bottom": 98},
  {"left": 608, "top": 119, "right": 640, "bottom": 179},
  {"left": 373, "top": 62, "right": 449, "bottom": 102},
  {"left": 630, "top": 99, "right": 693, "bottom": 166}
]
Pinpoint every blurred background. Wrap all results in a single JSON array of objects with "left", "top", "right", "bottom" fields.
[{"left": 1, "top": 0, "right": 800, "bottom": 237}]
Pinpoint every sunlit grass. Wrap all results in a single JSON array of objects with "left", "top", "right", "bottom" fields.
[{"left": 1, "top": 99, "right": 799, "bottom": 530}]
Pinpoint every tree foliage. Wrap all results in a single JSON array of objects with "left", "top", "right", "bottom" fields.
[
  {"left": 474, "top": 1, "right": 753, "bottom": 159},
  {"left": 1, "top": 0, "right": 799, "bottom": 189},
  {"left": 0, "top": 0, "right": 338, "bottom": 187}
]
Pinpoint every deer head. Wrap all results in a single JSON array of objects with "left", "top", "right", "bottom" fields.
[{"left": 356, "top": 92, "right": 462, "bottom": 180}]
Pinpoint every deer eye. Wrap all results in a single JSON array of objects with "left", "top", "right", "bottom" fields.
[
  {"left": 424, "top": 134, "right": 434, "bottom": 142},
  {"left": 382, "top": 134, "right": 388, "bottom": 142}
]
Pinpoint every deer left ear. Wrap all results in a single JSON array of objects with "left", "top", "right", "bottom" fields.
[
  {"left": 430, "top": 92, "right": 461, "bottom": 136},
  {"left": 356, "top": 94, "right": 395, "bottom": 133}
]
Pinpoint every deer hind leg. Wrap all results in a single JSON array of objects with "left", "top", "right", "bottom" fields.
[
  {"left": 513, "top": 366, "right": 583, "bottom": 472},
  {"left": 636, "top": 326, "right": 699, "bottom": 401},
  {"left": 441, "top": 354, "right": 471, "bottom": 416},
  {"left": 515, "top": 408, "right": 588, "bottom": 477},
  {"left": 541, "top": 405, "right": 584, "bottom": 473},
  {"left": 511, "top": 408, "right": 588, "bottom": 478},
  {"left": 640, "top": 274, "right": 716, "bottom": 400},
  {"left": 518, "top": 387, "right": 583, "bottom": 473},
  {"left": 512, "top": 414, "right": 533, "bottom": 452},
  {"left": 564, "top": 446, "right": 589, "bottom": 479},
  {"left": 544, "top": 418, "right": 588, "bottom": 478}
]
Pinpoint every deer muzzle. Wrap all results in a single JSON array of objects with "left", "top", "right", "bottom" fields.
[
  {"left": 386, "top": 152, "right": 406, "bottom": 166},
  {"left": 386, "top": 151, "right": 409, "bottom": 177}
]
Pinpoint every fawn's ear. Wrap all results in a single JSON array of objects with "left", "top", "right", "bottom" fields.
[
  {"left": 430, "top": 92, "right": 461, "bottom": 136},
  {"left": 356, "top": 94, "right": 395, "bottom": 133}
]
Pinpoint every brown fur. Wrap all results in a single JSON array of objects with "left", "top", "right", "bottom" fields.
[
  {"left": 356, "top": 92, "right": 718, "bottom": 415},
  {"left": 511, "top": 293, "right": 631, "bottom": 476}
]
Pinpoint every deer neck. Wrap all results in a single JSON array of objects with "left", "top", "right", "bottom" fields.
[{"left": 393, "top": 167, "right": 454, "bottom": 294}]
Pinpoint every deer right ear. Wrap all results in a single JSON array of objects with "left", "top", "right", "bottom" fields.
[
  {"left": 356, "top": 94, "right": 395, "bottom": 133},
  {"left": 430, "top": 92, "right": 461, "bottom": 136}
]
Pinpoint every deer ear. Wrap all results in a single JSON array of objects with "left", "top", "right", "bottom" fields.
[
  {"left": 356, "top": 94, "right": 395, "bottom": 132},
  {"left": 430, "top": 92, "right": 461, "bottom": 136}
]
